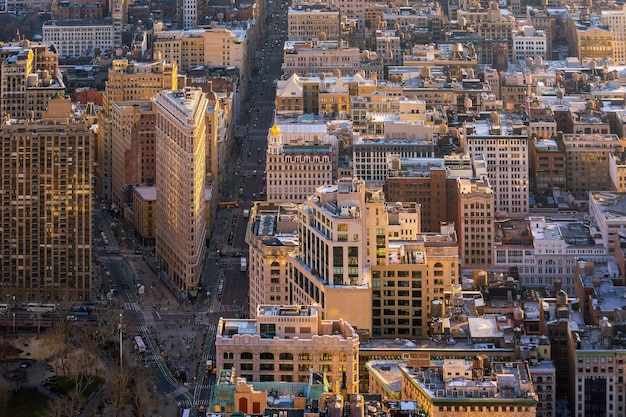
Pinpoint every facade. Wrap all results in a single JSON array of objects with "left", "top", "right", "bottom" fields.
[
  {"left": 132, "top": 186, "right": 156, "bottom": 247},
  {"left": 182, "top": 0, "right": 197, "bottom": 29},
  {"left": 154, "top": 88, "right": 207, "bottom": 294},
  {"left": 530, "top": 137, "right": 566, "bottom": 192},
  {"left": 96, "top": 58, "right": 177, "bottom": 202},
  {"left": 458, "top": 178, "right": 494, "bottom": 269},
  {"left": 215, "top": 305, "right": 360, "bottom": 392},
  {"left": 42, "top": 19, "right": 115, "bottom": 58},
  {"left": 265, "top": 124, "right": 334, "bottom": 203},
  {"left": 603, "top": 8, "right": 626, "bottom": 64},
  {"left": 567, "top": 10, "right": 614, "bottom": 62},
  {"left": 370, "top": 228, "right": 459, "bottom": 338},
  {"left": 152, "top": 25, "right": 251, "bottom": 74},
  {"left": 463, "top": 117, "right": 529, "bottom": 215},
  {"left": 0, "top": 96, "right": 92, "bottom": 301},
  {"left": 494, "top": 216, "right": 608, "bottom": 295},
  {"left": 401, "top": 360, "right": 537, "bottom": 417},
  {"left": 352, "top": 133, "right": 435, "bottom": 182},
  {"left": 287, "top": 6, "right": 341, "bottom": 42},
  {"left": 512, "top": 26, "right": 547, "bottom": 62},
  {"left": 245, "top": 202, "right": 299, "bottom": 316},
  {"left": 0, "top": 43, "right": 64, "bottom": 121},
  {"left": 563, "top": 133, "right": 624, "bottom": 196},
  {"left": 110, "top": 101, "right": 156, "bottom": 208},
  {"left": 282, "top": 41, "right": 361, "bottom": 77}
]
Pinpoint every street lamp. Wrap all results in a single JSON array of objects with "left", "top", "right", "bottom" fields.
[
  {"left": 12, "top": 312, "right": 15, "bottom": 333},
  {"left": 119, "top": 313, "right": 123, "bottom": 371}
]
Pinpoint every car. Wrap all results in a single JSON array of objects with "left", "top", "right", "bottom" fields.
[
  {"left": 234, "top": 252, "right": 242, "bottom": 257},
  {"left": 20, "top": 362, "right": 32, "bottom": 369}
]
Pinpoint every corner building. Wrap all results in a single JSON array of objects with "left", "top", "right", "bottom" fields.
[
  {"left": 215, "top": 305, "right": 360, "bottom": 393},
  {"left": 154, "top": 88, "right": 207, "bottom": 295}
]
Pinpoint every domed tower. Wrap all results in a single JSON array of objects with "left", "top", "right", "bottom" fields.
[{"left": 268, "top": 124, "right": 283, "bottom": 155}]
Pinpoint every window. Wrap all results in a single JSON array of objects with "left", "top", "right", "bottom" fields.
[
  {"left": 240, "top": 352, "right": 253, "bottom": 360},
  {"left": 279, "top": 353, "right": 294, "bottom": 360},
  {"left": 260, "top": 352, "right": 274, "bottom": 360}
]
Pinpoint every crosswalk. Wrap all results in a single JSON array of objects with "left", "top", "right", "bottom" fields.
[
  {"left": 220, "top": 305, "right": 246, "bottom": 312},
  {"left": 124, "top": 324, "right": 148, "bottom": 334},
  {"left": 178, "top": 398, "right": 211, "bottom": 408},
  {"left": 124, "top": 301, "right": 140, "bottom": 311}
]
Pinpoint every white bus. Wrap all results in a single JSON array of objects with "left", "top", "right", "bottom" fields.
[
  {"left": 26, "top": 303, "right": 56, "bottom": 313},
  {"left": 134, "top": 336, "right": 146, "bottom": 353}
]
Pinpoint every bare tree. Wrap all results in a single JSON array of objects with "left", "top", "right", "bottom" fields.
[
  {"left": 106, "top": 367, "right": 131, "bottom": 416},
  {"left": 0, "top": 378, "right": 11, "bottom": 416}
]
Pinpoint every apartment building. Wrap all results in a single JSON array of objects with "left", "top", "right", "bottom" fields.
[
  {"left": 603, "top": 8, "right": 626, "bottom": 64},
  {"left": 96, "top": 58, "right": 177, "bottom": 202},
  {"left": 282, "top": 41, "right": 361, "bottom": 77},
  {"left": 512, "top": 26, "right": 547, "bottom": 62},
  {"left": 182, "top": 0, "right": 197, "bottom": 29},
  {"left": 458, "top": 178, "right": 494, "bottom": 269},
  {"left": 154, "top": 88, "right": 207, "bottom": 295},
  {"left": 529, "top": 137, "right": 566, "bottom": 192},
  {"left": 0, "top": 96, "right": 93, "bottom": 302},
  {"left": 215, "top": 305, "right": 360, "bottom": 392},
  {"left": 494, "top": 216, "right": 607, "bottom": 295},
  {"left": 401, "top": 361, "right": 537, "bottom": 417},
  {"left": 0, "top": 42, "right": 64, "bottom": 121},
  {"left": 375, "top": 30, "right": 402, "bottom": 66},
  {"left": 245, "top": 202, "right": 299, "bottom": 316},
  {"left": 589, "top": 192, "right": 626, "bottom": 256},
  {"left": 370, "top": 228, "right": 458, "bottom": 338},
  {"left": 42, "top": 19, "right": 115, "bottom": 58},
  {"left": 352, "top": 130, "right": 435, "bottom": 182},
  {"left": 563, "top": 133, "right": 624, "bottom": 195},
  {"left": 152, "top": 24, "right": 252, "bottom": 74},
  {"left": 110, "top": 101, "right": 156, "bottom": 208},
  {"left": 265, "top": 124, "right": 334, "bottom": 203},
  {"left": 287, "top": 5, "right": 341, "bottom": 41},
  {"left": 463, "top": 115, "right": 529, "bottom": 215},
  {"left": 567, "top": 8, "right": 614, "bottom": 63}
]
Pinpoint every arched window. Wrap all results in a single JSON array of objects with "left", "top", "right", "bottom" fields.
[
  {"left": 240, "top": 352, "right": 253, "bottom": 360},
  {"left": 260, "top": 352, "right": 274, "bottom": 360},
  {"left": 279, "top": 353, "right": 293, "bottom": 360}
]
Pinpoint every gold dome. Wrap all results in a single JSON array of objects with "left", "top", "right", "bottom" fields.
[{"left": 270, "top": 124, "right": 281, "bottom": 135}]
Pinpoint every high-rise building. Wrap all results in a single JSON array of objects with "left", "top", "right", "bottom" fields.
[
  {"left": 110, "top": 101, "right": 156, "bottom": 208},
  {"left": 246, "top": 202, "right": 299, "bottom": 317},
  {"left": 458, "top": 178, "right": 494, "bottom": 268},
  {"left": 0, "top": 95, "right": 93, "bottom": 301},
  {"left": 0, "top": 42, "right": 64, "bottom": 121},
  {"left": 96, "top": 58, "right": 177, "bottom": 201},
  {"left": 266, "top": 124, "right": 334, "bottom": 203},
  {"left": 154, "top": 88, "right": 207, "bottom": 296},
  {"left": 463, "top": 115, "right": 529, "bottom": 215}
]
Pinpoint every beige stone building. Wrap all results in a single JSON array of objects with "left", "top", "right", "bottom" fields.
[
  {"left": 265, "top": 123, "right": 334, "bottom": 203},
  {"left": 152, "top": 24, "right": 252, "bottom": 74},
  {"left": 0, "top": 96, "right": 93, "bottom": 302},
  {"left": 1, "top": 43, "right": 64, "bottom": 121},
  {"left": 245, "top": 202, "right": 299, "bottom": 315},
  {"left": 154, "top": 88, "right": 207, "bottom": 295},
  {"left": 282, "top": 41, "right": 361, "bottom": 77},
  {"left": 215, "top": 305, "right": 360, "bottom": 392},
  {"left": 401, "top": 361, "right": 537, "bottom": 417},
  {"left": 287, "top": 6, "right": 341, "bottom": 41}
]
